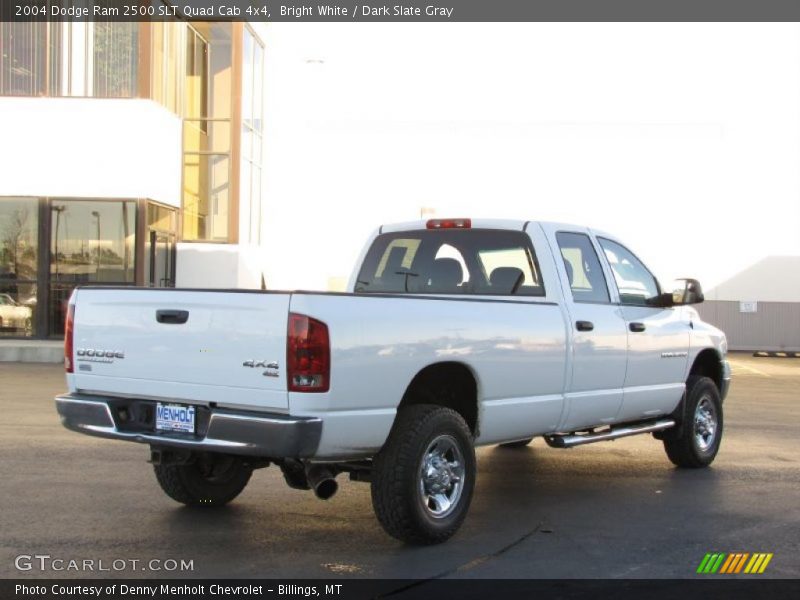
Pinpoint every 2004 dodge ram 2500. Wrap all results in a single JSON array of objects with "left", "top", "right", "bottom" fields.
[{"left": 56, "top": 218, "right": 730, "bottom": 544}]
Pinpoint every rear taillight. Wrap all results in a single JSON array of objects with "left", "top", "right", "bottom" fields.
[
  {"left": 64, "top": 304, "right": 75, "bottom": 373},
  {"left": 287, "top": 313, "right": 330, "bottom": 392},
  {"left": 426, "top": 218, "right": 471, "bottom": 229}
]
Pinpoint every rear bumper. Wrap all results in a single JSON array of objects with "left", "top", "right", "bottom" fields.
[{"left": 55, "top": 393, "right": 322, "bottom": 458}]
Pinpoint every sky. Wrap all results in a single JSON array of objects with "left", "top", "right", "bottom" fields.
[{"left": 261, "top": 23, "right": 800, "bottom": 293}]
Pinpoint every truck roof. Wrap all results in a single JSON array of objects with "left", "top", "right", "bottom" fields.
[{"left": 379, "top": 218, "right": 599, "bottom": 234}]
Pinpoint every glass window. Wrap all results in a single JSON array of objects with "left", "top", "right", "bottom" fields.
[
  {"left": 0, "top": 198, "right": 38, "bottom": 337},
  {"left": 0, "top": 284, "right": 36, "bottom": 337},
  {"left": 556, "top": 232, "right": 610, "bottom": 304},
  {"left": 147, "top": 203, "right": 177, "bottom": 234},
  {"left": 0, "top": 22, "right": 48, "bottom": 95},
  {"left": 91, "top": 23, "right": 138, "bottom": 98},
  {"left": 50, "top": 200, "right": 136, "bottom": 284},
  {"left": 151, "top": 21, "right": 182, "bottom": 113},
  {"left": 47, "top": 282, "right": 72, "bottom": 338},
  {"left": 1, "top": 22, "right": 139, "bottom": 98},
  {"left": 185, "top": 26, "right": 208, "bottom": 120},
  {"left": 356, "top": 229, "right": 544, "bottom": 296},
  {"left": 598, "top": 238, "right": 660, "bottom": 306},
  {"left": 183, "top": 154, "right": 230, "bottom": 241},
  {"left": 165, "top": 22, "right": 181, "bottom": 112},
  {"left": 0, "top": 198, "right": 38, "bottom": 280},
  {"left": 241, "top": 27, "right": 265, "bottom": 244},
  {"left": 181, "top": 23, "right": 233, "bottom": 242}
]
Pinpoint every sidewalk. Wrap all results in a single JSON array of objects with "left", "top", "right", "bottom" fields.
[{"left": 0, "top": 339, "right": 62, "bottom": 363}]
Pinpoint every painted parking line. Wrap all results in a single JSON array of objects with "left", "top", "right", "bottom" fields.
[{"left": 728, "top": 360, "right": 771, "bottom": 377}]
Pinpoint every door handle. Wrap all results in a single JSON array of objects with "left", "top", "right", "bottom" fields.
[
  {"left": 629, "top": 322, "right": 646, "bottom": 333},
  {"left": 156, "top": 309, "right": 189, "bottom": 325},
  {"left": 575, "top": 320, "right": 594, "bottom": 332}
]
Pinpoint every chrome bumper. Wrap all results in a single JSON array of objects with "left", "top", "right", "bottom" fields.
[
  {"left": 55, "top": 393, "right": 322, "bottom": 458},
  {"left": 720, "top": 359, "right": 732, "bottom": 401}
]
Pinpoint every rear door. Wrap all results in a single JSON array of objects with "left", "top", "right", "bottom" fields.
[
  {"left": 595, "top": 236, "right": 690, "bottom": 420},
  {"left": 71, "top": 288, "right": 290, "bottom": 411},
  {"left": 543, "top": 225, "right": 628, "bottom": 431}
]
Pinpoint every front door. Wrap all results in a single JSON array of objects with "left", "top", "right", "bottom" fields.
[
  {"left": 547, "top": 228, "right": 628, "bottom": 432},
  {"left": 147, "top": 231, "right": 176, "bottom": 288},
  {"left": 596, "top": 236, "right": 690, "bottom": 421}
]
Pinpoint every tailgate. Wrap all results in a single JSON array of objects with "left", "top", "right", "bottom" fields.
[{"left": 70, "top": 288, "right": 290, "bottom": 411}]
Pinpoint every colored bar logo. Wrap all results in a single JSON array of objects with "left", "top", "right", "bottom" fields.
[{"left": 696, "top": 553, "right": 773, "bottom": 574}]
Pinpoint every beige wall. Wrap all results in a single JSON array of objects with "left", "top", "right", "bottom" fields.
[{"left": 696, "top": 301, "right": 800, "bottom": 351}]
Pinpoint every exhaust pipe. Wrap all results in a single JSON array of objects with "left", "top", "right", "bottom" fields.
[{"left": 305, "top": 465, "right": 338, "bottom": 500}]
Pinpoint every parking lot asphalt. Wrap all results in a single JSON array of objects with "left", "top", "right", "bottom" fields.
[{"left": 0, "top": 353, "right": 798, "bottom": 580}]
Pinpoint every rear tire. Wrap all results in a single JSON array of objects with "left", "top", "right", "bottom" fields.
[
  {"left": 498, "top": 438, "right": 533, "bottom": 449},
  {"left": 153, "top": 453, "right": 253, "bottom": 506},
  {"left": 663, "top": 376, "right": 723, "bottom": 468},
  {"left": 371, "top": 404, "right": 476, "bottom": 544}
]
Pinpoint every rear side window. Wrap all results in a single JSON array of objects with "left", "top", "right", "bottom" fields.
[
  {"left": 355, "top": 229, "right": 544, "bottom": 296},
  {"left": 555, "top": 232, "right": 610, "bottom": 303}
]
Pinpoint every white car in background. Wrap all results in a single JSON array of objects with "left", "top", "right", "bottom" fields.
[{"left": 0, "top": 293, "right": 32, "bottom": 333}]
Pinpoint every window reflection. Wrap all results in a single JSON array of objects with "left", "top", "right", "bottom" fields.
[
  {"left": 0, "top": 22, "right": 136, "bottom": 97},
  {"left": 181, "top": 23, "right": 233, "bottom": 241},
  {"left": 241, "top": 27, "right": 264, "bottom": 244},
  {"left": 50, "top": 200, "right": 136, "bottom": 284},
  {"left": 92, "top": 23, "right": 138, "bottom": 98},
  {"left": 0, "top": 198, "right": 37, "bottom": 280},
  {"left": 0, "top": 198, "right": 38, "bottom": 337}
]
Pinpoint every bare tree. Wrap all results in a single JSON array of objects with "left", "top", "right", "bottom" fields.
[{"left": 1, "top": 208, "right": 30, "bottom": 276}]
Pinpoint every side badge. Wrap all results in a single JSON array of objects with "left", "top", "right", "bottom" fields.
[{"left": 264, "top": 362, "right": 279, "bottom": 378}]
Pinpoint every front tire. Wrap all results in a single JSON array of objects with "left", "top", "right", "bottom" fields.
[
  {"left": 371, "top": 404, "right": 476, "bottom": 544},
  {"left": 663, "top": 376, "right": 723, "bottom": 468},
  {"left": 153, "top": 453, "right": 253, "bottom": 506}
]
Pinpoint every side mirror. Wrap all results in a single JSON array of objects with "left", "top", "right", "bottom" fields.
[
  {"left": 647, "top": 278, "right": 704, "bottom": 308},
  {"left": 671, "top": 278, "right": 704, "bottom": 306}
]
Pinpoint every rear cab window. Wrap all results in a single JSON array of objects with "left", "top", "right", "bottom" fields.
[{"left": 355, "top": 229, "right": 545, "bottom": 296}]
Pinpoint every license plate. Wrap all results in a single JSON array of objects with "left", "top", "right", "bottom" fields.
[{"left": 156, "top": 403, "right": 196, "bottom": 433}]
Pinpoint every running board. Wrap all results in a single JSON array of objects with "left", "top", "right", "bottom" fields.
[{"left": 544, "top": 419, "right": 676, "bottom": 448}]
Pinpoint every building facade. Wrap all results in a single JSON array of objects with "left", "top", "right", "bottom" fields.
[
  {"left": 695, "top": 256, "right": 800, "bottom": 352},
  {"left": 0, "top": 20, "right": 267, "bottom": 339}
]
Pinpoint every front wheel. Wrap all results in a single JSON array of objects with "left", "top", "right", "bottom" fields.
[
  {"left": 153, "top": 453, "right": 253, "bottom": 506},
  {"left": 371, "top": 404, "right": 476, "bottom": 544},
  {"left": 663, "top": 376, "right": 723, "bottom": 468}
]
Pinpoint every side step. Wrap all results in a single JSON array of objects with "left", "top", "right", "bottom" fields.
[{"left": 544, "top": 419, "right": 675, "bottom": 449}]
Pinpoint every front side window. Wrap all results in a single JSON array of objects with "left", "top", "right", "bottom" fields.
[
  {"left": 598, "top": 237, "right": 659, "bottom": 305},
  {"left": 556, "top": 232, "right": 610, "bottom": 304},
  {"left": 356, "top": 229, "right": 544, "bottom": 296}
]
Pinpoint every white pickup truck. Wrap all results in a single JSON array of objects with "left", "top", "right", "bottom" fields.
[{"left": 56, "top": 218, "right": 730, "bottom": 544}]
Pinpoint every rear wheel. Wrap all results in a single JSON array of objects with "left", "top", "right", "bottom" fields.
[
  {"left": 153, "top": 453, "right": 253, "bottom": 506},
  {"left": 498, "top": 438, "right": 533, "bottom": 449},
  {"left": 663, "top": 376, "right": 723, "bottom": 468},
  {"left": 371, "top": 404, "right": 476, "bottom": 544}
]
